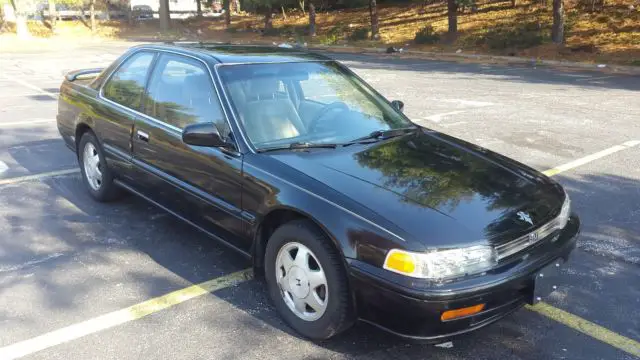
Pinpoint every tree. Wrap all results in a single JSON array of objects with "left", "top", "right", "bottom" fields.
[
  {"left": 447, "top": 0, "right": 457, "bottom": 35},
  {"left": 263, "top": 4, "right": 272, "bottom": 30},
  {"left": 8, "top": 0, "right": 29, "bottom": 37},
  {"left": 224, "top": 0, "right": 230, "bottom": 27},
  {"left": 196, "top": 0, "right": 202, "bottom": 17},
  {"left": 89, "top": 0, "right": 95, "bottom": 32},
  {"left": 368, "top": 0, "right": 378, "bottom": 40},
  {"left": 159, "top": 0, "right": 170, "bottom": 31},
  {"left": 551, "top": 0, "right": 564, "bottom": 44},
  {"left": 308, "top": 0, "right": 315, "bottom": 37},
  {"left": 47, "top": 0, "right": 57, "bottom": 32}
]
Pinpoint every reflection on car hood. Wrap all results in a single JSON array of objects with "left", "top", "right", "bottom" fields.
[{"left": 270, "top": 129, "right": 564, "bottom": 248}]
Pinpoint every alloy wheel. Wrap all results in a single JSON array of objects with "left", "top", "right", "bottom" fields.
[{"left": 275, "top": 242, "right": 329, "bottom": 322}]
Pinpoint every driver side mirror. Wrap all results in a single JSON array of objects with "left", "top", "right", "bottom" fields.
[
  {"left": 182, "top": 123, "right": 230, "bottom": 148},
  {"left": 391, "top": 100, "right": 404, "bottom": 113}
]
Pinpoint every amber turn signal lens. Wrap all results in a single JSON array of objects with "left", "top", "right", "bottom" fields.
[{"left": 440, "top": 304, "right": 485, "bottom": 321}]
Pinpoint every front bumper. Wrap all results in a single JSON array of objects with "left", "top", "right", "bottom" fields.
[{"left": 348, "top": 215, "right": 580, "bottom": 341}]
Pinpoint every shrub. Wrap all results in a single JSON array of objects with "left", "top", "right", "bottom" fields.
[
  {"left": 484, "top": 23, "right": 544, "bottom": 50},
  {"left": 318, "top": 25, "right": 346, "bottom": 45},
  {"left": 348, "top": 27, "right": 370, "bottom": 41},
  {"left": 414, "top": 25, "right": 440, "bottom": 44}
]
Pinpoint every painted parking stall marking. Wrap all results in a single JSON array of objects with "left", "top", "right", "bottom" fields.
[
  {"left": 0, "top": 168, "right": 80, "bottom": 186},
  {"left": 0, "top": 119, "right": 55, "bottom": 127},
  {"left": 1, "top": 68, "right": 639, "bottom": 358},
  {"left": 0, "top": 269, "right": 253, "bottom": 360},
  {"left": 542, "top": 140, "right": 640, "bottom": 177},
  {"left": 527, "top": 302, "right": 640, "bottom": 357},
  {"left": 0, "top": 74, "right": 59, "bottom": 100}
]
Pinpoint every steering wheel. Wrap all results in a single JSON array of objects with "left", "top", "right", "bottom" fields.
[{"left": 308, "top": 101, "right": 349, "bottom": 133}]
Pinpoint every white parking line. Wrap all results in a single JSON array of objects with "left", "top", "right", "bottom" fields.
[
  {"left": 429, "top": 98, "right": 495, "bottom": 107},
  {"left": 0, "top": 119, "right": 55, "bottom": 127},
  {"left": 0, "top": 169, "right": 80, "bottom": 186},
  {"left": 424, "top": 110, "right": 467, "bottom": 123},
  {"left": 0, "top": 75, "right": 59, "bottom": 100},
  {"left": 482, "top": 67, "right": 531, "bottom": 73},
  {"left": 575, "top": 75, "right": 617, "bottom": 82}
]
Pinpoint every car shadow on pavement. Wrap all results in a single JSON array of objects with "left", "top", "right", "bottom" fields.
[
  {"left": 4, "top": 144, "right": 639, "bottom": 358},
  {"left": 325, "top": 52, "right": 640, "bottom": 92}
]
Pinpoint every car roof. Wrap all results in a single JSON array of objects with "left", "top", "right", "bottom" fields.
[{"left": 134, "top": 43, "right": 332, "bottom": 65}]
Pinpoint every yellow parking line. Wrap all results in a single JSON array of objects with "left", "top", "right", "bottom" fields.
[
  {"left": 0, "top": 168, "right": 80, "bottom": 186},
  {"left": 0, "top": 269, "right": 253, "bottom": 360},
  {"left": 1, "top": 140, "right": 639, "bottom": 359},
  {"left": 528, "top": 144, "right": 640, "bottom": 358},
  {"left": 543, "top": 140, "right": 640, "bottom": 177},
  {"left": 527, "top": 302, "right": 640, "bottom": 357}
]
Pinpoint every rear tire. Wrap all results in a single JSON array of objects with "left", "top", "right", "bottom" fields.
[
  {"left": 78, "top": 131, "right": 122, "bottom": 202},
  {"left": 265, "top": 219, "right": 354, "bottom": 340}
]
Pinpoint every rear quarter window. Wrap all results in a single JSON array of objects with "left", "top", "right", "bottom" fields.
[{"left": 102, "top": 51, "right": 155, "bottom": 111}]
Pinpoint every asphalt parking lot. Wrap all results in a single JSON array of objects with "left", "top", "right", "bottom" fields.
[{"left": 1, "top": 42, "right": 639, "bottom": 360}]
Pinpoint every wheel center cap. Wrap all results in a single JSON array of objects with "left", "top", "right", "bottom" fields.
[{"left": 287, "top": 266, "right": 309, "bottom": 299}]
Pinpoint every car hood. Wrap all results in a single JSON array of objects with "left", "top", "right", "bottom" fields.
[{"left": 269, "top": 129, "right": 564, "bottom": 248}]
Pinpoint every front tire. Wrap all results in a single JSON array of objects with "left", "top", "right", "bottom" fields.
[
  {"left": 78, "top": 131, "right": 121, "bottom": 202},
  {"left": 265, "top": 220, "right": 354, "bottom": 340}
]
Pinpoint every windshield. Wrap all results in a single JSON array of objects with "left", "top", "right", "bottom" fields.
[{"left": 217, "top": 61, "right": 414, "bottom": 150}]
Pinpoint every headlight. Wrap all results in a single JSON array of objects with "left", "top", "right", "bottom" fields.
[
  {"left": 383, "top": 246, "right": 497, "bottom": 280},
  {"left": 557, "top": 192, "right": 571, "bottom": 229}
]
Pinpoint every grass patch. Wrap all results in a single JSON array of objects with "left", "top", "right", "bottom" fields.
[
  {"left": 348, "top": 27, "right": 370, "bottom": 41},
  {"left": 414, "top": 25, "right": 439, "bottom": 44},
  {"left": 483, "top": 22, "right": 546, "bottom": 50}
]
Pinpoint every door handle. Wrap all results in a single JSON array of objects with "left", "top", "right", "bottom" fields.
[{"left": 137, "top": 130, "right": 149, "bottom": 142}]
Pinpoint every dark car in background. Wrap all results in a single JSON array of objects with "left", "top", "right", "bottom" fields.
[
  {"left": 132, "top": 5, "right": 153, "bottom": 20},
  {"left": 56, "top": 44, "right": 580, "bottom": 341}
]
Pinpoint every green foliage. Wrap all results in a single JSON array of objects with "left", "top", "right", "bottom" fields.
[
  {"left": 348, "top": 27, "right": 369, "bottom": 41},
  {"left": 318, "top": 32, "right": 340, "bottom": 45},
  {"left": 318, "top": 25, "right": 345, "bottom": 45},
  {"left": 414, "top": 25, "right": 439, "bottom": 44},
  {"left": 483, "top": 22, "right": 545, "bottom": 50}
]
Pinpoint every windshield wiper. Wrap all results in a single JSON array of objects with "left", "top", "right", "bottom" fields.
[
  {"left": 257, "top": 142, "right": 338, "bottom": 153},
  {"left": 343, "top": 127, "right": 417, "bottom": 146}
]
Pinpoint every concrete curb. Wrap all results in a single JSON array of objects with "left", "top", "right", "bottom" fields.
[{"left": 309, "top": 44, "right": 640, "bottom": 75}]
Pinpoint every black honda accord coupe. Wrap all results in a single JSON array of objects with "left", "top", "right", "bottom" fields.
[{"left": 56, "top": 44, "right": 579, "bottom": 341}]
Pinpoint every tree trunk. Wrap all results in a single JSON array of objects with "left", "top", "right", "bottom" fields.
[
  {"left": 0, "top": 5, "right": 5, "bottom": 31},
  {"left": 551, "top": 0, "right": 564, "bottom": 44},
  {"left": 126, "top": 1, "right": 133, "bottom": 26},
  {"left": 447, "top": 0, "right": 457, "bottom": 35},
  {"left": 233, "top": 0, "right": 240, "bottom": 13},
  {"left": 511, "top": 0, "right": 516, "bottom": 7},
  {"left": 196, "top": 0, "right": 202, "bottom": 17},
  {"left": 89, "top": 0, "right": 96, "bottom": 33},
  {"left": 47, "top": 0, "right": 57, "bottom": 32},
  {"left": 299, "top": 0, "right": 305, "bottom": 14},
  {"left": 369, "top": 0, "right": 379, "bottom": 40},
  {"left": 224, "top": 0, "right": 230, "bottom": 28},
  {"left": 159, "top": 0, "right": 170, "bottom": 31},
  {"left": 264, "top": 6, "right": 272, "bottom": 31},
  {"left": 281, "top": 6, "right": 286, "bottom": 19},
  {"left": 309, "top": 1, "right": 316, "bottom": 37},
  {"left": 9, "top": 0, "right": 30, "bottom": 37}
]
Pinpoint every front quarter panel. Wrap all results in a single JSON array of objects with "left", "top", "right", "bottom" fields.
[{"left": 242, "top": 154, "right": 426, "bottom": 269}]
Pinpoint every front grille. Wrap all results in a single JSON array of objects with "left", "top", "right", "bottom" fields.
[{"left": 495, "top": 219, "right": 560, "bottom": 260}]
